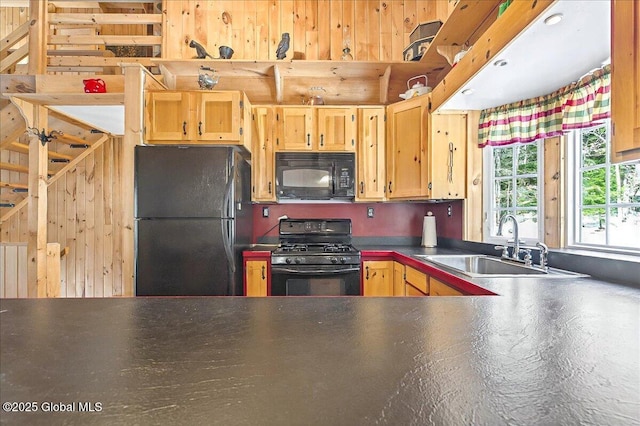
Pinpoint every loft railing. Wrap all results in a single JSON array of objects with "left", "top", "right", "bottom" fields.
[{"left": 0, "top": 21, "right": 30, "bottom": 74}]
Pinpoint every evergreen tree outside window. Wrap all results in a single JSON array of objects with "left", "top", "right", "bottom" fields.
[
  {"left": 484, "top": 141, "right": 543, "bottom": 243},
  {"left": 569, "top": 121, "right": 640, "bottom": 250}
]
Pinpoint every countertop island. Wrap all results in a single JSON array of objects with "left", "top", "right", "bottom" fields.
[{"left": 2, "top": 275, "right": 639, "bottom": 425}]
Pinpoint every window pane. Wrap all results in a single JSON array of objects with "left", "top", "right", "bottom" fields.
[
  {"left": 581, "top": 168, "right": 606, "bottom": 206},
  {"left": 609, "top": 207, "right": 640, "bottom": 248},
  {"left": 517, "top": 211, "right": 539, "bottom": 240},
  {"left": 516, "top": 177, "right": 538, "bottom": 207},
  {"left": 494, "top": 179, "right": 512, "bottom": 208},
  {"left": 581, "top": 126, "right": 607, "bottom": 167},
  {"left": 579, "top": 208, "right": 606, "bottom": 245},
  {"left": 609, "top": 163, "right": 640, "bottom": 204},
  {"left": 516, "top": 143, "right": 538, "bottom": 174},
  {"left": 493, "top": 148, "right": 513, "bottom": 177}
]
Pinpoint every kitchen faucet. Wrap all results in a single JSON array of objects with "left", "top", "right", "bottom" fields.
[{"left": 497, "top": 214, "right": 521, "bottom": 260}]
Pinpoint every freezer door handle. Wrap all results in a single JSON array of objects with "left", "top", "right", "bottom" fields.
[{"left": 221, "top": 219, "right": 235, "bottom": 274}]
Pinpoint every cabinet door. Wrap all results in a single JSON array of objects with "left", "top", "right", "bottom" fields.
[
  {"left": 386, "top": 96, "right": 429, "bottom": 199},
  {"left": 276, "top": 107, "right": 315, "bottom": 151},
  {"left": 393, "top": 261, "right": 405, "bottom": 296},
  {"left": 145, "top": 91, "right": 191, "bottom": 141},
  {"left": 357, "top": 107, "right": 386, "bottom": 201},
  {"left": 363, "top": 260, "right": 394, "bottom": 296},
  {"left": 196, "top": 92, "right": 241, "bottom": 141},
  {"left": 429, "top": 113, "right": 467, "bottom": 199},
  {"left": 430, "top": 277, "right": 463, "bottom": 296},
  {"left": 246, "top": 260, "right": 268, "bottom": 296},
  {"left": 251, "top": 107, "right": 276, "bottom": 201},
  {"left": 611, "top": 0, "right": 640, "bottom": 162},
  {"left": 317, "top": 107, "right": 356, "bottom": 151}
]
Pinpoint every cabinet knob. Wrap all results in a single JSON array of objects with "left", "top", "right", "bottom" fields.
[
  {"left": 268, "top": 182, "right": 272, "bottom": 194},
  {"left": 198, "top": 122, "right": 203, "bottom": 136},
  {"left": 388, "top": 182, "right": 393, "bottom": 194},
  {"left": 360, "top": 182, "right": 364, "bottom": 194},
  {"left": 307, "top": 134, "right": 311, "bottom": 146},
  {"left": 365, "top": 266, "right": 370, "bottom": 280},
  {"left": 261, "top": 265, "right": 266, "bottom": 280},
  {"left": 320, "top": 134, "right": 324, "bottom": 146},
  {"left": 182, "top": 121, "right": 187, "bottom": 136}
]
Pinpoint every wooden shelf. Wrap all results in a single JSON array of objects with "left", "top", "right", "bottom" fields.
[
  {"left": 420, "top": 0, "right": 503, "bottom": 71},
  {"left": 431, "top": 0, "right": 555, "bottom": 111},
  {"left": 153, "top": 59, "right": 442, "bottom": 105},
  {"left": 6, "top": 92, "right": 124, "bottom": 106}
]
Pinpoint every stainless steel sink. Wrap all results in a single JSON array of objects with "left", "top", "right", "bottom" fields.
[{"left": 413, "top": 254, "right": 587, "bottom": 279}]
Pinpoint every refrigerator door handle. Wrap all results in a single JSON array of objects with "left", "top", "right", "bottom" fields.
[{"left": 222, "top": 218, "right": 235, "bottom": 274}]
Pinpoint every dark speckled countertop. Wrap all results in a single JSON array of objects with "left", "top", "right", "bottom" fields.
[{"left": 2, "top": 268, "right": 639, "bottom": 425}]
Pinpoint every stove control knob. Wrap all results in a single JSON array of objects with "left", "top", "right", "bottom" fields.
[
  {"left": 285, "top": 258, "right": 292, "bottom": 264},
  {"left": 294, "top": 258, "right": 302, "bottom": 264},
  {"left": 330, "top": 257, "right": 338, "bottom": 264},
  {"left": 339, "top": 257, "right": 347, "bottom": 264}
]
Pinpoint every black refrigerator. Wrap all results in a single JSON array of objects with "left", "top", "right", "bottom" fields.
[{"left": 135, "top": 146, "right": 253, "bottom": 296}]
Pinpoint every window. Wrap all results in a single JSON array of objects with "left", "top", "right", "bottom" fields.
[
  {"left": 484, "top": 141, "right": 543, "bottom": 243},
  {"left": 569, "top": 121, "right": 640, "bottom": 251}
]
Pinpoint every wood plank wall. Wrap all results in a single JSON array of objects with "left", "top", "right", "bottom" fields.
[
  {"left": 163, "top": 0, "right": 450, "bottom": 61},
  {"left": 0, "top": 136, "right": 127, "bottom": 297}
]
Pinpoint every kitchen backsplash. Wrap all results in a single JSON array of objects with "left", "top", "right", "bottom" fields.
[{"left": 252, "top": 201, "right": 464, "bottom": 243}]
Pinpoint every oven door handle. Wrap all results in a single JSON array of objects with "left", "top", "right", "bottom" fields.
[{"left": 271, "top": 266, "right": 361, "bottom": 275}]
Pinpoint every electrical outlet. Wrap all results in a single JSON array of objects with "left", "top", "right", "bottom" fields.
[
  {"left": 367, "top": 207, "right": 374, "bottom": 218},
  {"left": 447, "top": 204, "right": 452, "bottom": 217},
  {"left": 262, "top": 206, "right": 269, "bottom": 217}
]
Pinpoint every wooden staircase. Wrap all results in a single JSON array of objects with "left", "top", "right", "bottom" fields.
[
  {"left": 0, "top": 0, "right": 162, "bottom": 76},
  {"left": 0, "top": 101, "right": 108, "bottom": 223}
]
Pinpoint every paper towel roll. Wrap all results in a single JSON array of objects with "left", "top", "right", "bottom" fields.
[{"left": 421, "top": 212, "right": 437, "bottom": 247}]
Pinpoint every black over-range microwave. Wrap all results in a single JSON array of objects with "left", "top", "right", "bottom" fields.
[{"left": 275, "top": 152, "right": 355, "bottom": 201}]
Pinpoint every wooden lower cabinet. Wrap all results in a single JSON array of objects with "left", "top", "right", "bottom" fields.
[
  {"left": 245, "top": 259, "right": 268, "bottom": 297},
  {"left": 430, "top": 277, "right": 463, "bottom": 296},
  {"left": 363, "top": 260, "right": 394, "bottom": 296},
  {"left": 404, "top": 265, "right": 429, "bottom": 295},
  {"left": 393, "top": 262, "right": 406, "bottom": 296}
]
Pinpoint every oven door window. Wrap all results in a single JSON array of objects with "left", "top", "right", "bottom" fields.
[{"left": 271, "top": 267, "right": 360, "bottom": 296}]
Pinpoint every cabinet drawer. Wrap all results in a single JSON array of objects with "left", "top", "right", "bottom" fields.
[
  {"left": 430, "top": 277, "right": 463, "bottom": 296},
  {"left": 405, "top": 266, "right": 428, "bottom": 294},
  {"left": 405, "top": 282, "right": 427, "bottom": 296}
]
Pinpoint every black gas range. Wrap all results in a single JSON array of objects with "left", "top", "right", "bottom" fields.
[{"left": 270, "top": 219, "right": 361, "bottom": 296}]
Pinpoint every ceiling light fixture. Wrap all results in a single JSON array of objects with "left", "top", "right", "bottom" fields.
[
  {"left": 493, "top": 59, "right": 508, "bottom": 67},
  {"left": 461, "top": 89, "right": 474, "bottom": 95},
  {"left": 544, "top": 13, "right": 563, "bottom": 26}
]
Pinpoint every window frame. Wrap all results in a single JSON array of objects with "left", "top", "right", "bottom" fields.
[
  {"left": 483, "top": 140, "right": 545, "bottom": 245},
  {"left": 567, "top": 120, "right": 640, "bottom": 254}
]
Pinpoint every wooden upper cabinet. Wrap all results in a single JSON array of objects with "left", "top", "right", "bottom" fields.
[
  {"left": 275, "top": 107, "right": 315, "bottom": 151},
  {"left": 145, "top": 91, "right": 250, "bottom": 149},
  {"left": 356, "top": 107, "right": 386, "bottom": 201},
  {"left": 611, "top": 0, "right": 640, "bottom": 162},
  {"left": 275, "top": 106, "right": 357, "bottom": 152},
  {"left": 145, "top": 91, "right": 191, "bottom": 140},
  {"left": 385, "top": 95, "right": 429, "bottom": 199},
  {"left": 429, "top": 113, "right": 467, "bottom": 199},
  {"left": 317, "top": 107, "right": 356, "bottom": 151},
  {"left": 196, "top": 92, "right": 241, "bottom": 141},
  {"left": 251, "top": 106, "right": 276, "bottom": 202}
]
